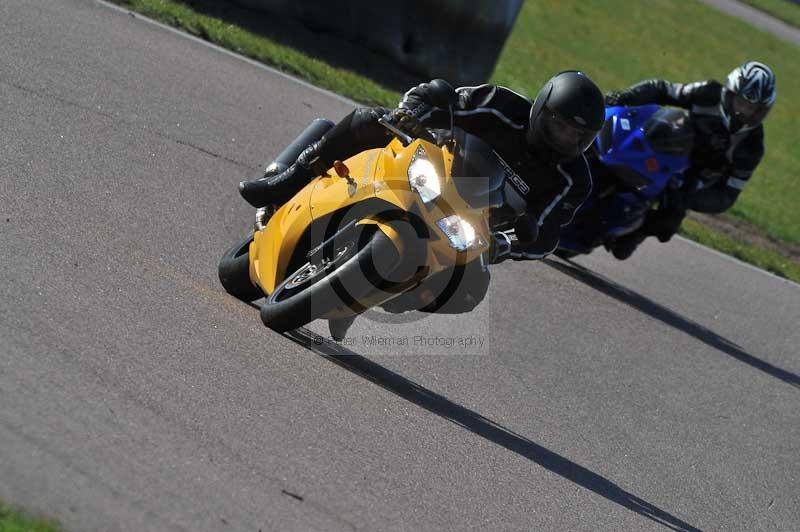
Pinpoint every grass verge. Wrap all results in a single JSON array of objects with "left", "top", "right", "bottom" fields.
[
  {"left": 0, "top": 501, "right": 60, "bottom": 532},
  {"left": 108, "top": 0, "right": 800, "bottom": 283},
  {"left": 740, "top": 0, "right": 800, "bottom": 27},
  {"left": 680, "top": 217, "right": 800, "bottom": 282}
]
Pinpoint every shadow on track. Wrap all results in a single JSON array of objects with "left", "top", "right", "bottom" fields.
[
  {"left": 544, "top": 258, "right": 799, "bottom": 390},
  {"left": 285, "top": 326, "right": 702, "bottom": 532}
]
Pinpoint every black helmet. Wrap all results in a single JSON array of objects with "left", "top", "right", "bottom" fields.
[
  {"left": 527, "top": 71, "right": 605, "bottom": 161},
  {"left": 723, "top": 61, "right": 776, "bottom": 130}
]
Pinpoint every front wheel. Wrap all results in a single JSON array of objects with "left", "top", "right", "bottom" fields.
[
  {"left": 260, "top": 226, "right": 411, "bottom": 332},
  {"left": 218, "top": 233, "right": 263, "bottom": 302}
]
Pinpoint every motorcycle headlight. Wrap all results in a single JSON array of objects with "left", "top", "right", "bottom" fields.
[
  {"left": 436, "top": 215, "right": 484, "bottom": 251},
  {"left": 407, "top": 146, "right": 441, "bottom": 204}
]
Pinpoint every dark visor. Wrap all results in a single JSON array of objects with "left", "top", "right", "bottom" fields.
[
  {"left": 728, "top": 90, "right": 771, "bottom": 126},
  {"left": 539, "top": 108, "right": 599, "bottom": 158}
]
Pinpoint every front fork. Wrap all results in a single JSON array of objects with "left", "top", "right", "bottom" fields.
[{"left": 254, "top": 205, "right": 278, "bottom": 232}]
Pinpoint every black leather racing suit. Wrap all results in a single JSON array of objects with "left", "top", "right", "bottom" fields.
[{"left": 607, "top": 79, "right": 765, "bottom": 240}]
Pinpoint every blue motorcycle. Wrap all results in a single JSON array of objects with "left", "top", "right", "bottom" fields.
[{"left": 557, "top": 104, "right": 694, "bottom": 258}]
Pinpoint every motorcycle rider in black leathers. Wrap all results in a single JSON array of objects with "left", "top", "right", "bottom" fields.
[
  {"left": 238, "top": 71, "right": 604, "bottom": 335},
  {"left": 604, "top": 61, "right": 777, "bottom": 259}
]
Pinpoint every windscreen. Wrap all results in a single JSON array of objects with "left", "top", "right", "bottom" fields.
[
  {"left": 642, "top": 107, "right": 694, "bottom": 156},
  {"left": 449, "top": 128, "right": 506, "bottom": 209}
]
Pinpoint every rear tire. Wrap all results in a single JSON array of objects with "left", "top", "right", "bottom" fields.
[{"left": 218, "top": 233, "right": 263, "bottom": 302}]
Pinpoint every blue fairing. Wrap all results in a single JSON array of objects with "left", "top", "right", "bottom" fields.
[
  {"left": 600, "top": 105, "right": 688, "bottom": 197},
  {"left": 559, "top": 105, "right": 692, "bottom": 255}
]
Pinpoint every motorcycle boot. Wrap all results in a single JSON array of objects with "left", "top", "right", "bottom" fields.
[
  {"left": 239, "top": 140, "right": 328, "bottom": 208},
  {"left": 610, "top": 231, "right": 647, "bottom": 260}
]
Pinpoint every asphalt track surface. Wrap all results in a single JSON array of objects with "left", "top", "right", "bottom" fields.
[{"left": 1, "top": 2, "right": 798, "bottom": 531}]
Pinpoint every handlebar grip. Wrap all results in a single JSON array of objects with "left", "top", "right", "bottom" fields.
[
  {"left": 378, "top": 113, "right": 414, "bottom": 145},
  {"left": 403, "top": 103, "right": 434, "bottom": 121},
  {"left": 379, "top": 108, "right": 438, "bottom": 146}
]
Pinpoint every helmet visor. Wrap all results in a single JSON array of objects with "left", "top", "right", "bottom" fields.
[
  {"left": 727, "top": 90, "right": 771, "bottom": 127},
  {"left": 537, "top": 108, "right": 599, "bottom": 158}
]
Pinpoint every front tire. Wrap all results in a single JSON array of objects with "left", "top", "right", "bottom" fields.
[
  {"left": 260, "top": 227, "right": 406, "bottom": 332},
  {"left": 218, "top": 233, "right": 263, "bottom": 302}
]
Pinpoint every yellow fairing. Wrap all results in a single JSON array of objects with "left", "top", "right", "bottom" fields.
[
  {"left": 251, "top": 137, "right": 491, "bottom": 295},
  {"left": 249, "top": 179, "right": 315, "bottom": 294},
  {"left": 249, "top": 147, "right": 382, "bottom": 294}
]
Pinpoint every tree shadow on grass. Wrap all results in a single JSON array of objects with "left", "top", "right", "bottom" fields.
[
  {"left": 544, "top": 258, "right": 799, "bottom": 390},
  {"left": 284, "top": 326, "right": 703, "bottom": 532},
  {"left": 168, "top": 0, "right": 425, "bottom": 94}
]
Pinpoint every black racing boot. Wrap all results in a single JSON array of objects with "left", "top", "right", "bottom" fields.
[
  {"left": 238, "top": 141, "right": 327, "bottom": 208},
  {"left": 611, "top": 231, "right": 647, "bottom": 260}
]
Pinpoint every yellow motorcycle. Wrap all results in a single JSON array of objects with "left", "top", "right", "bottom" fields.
[{"left": 219, "top": 112, "right": 511, "bottom": 333}]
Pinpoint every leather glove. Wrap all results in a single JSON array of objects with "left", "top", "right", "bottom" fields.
[
  {"left": 389, "top": 108, "right": 437, "bottom": 144},
  {"left": 397, "top": 101, "right": 434, "bottom": 122},
  {"left": 398, "top": 79, "right": 456, "bottom": 117},
  {"left": 398, "top": 84, "right": 435, "bottom": 123},
  {"left": 490, "top": 231, "right": 544, "bottom": 263},
  {"left": 605, "top": 91, "right": 623, "bottom": 106},
  {"left": 489, "top": 231, "right": 513, "bottom": 264}
]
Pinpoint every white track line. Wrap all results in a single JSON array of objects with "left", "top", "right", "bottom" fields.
[{"left": 95, "top": 0, "right": 800, "bottom": 291}]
